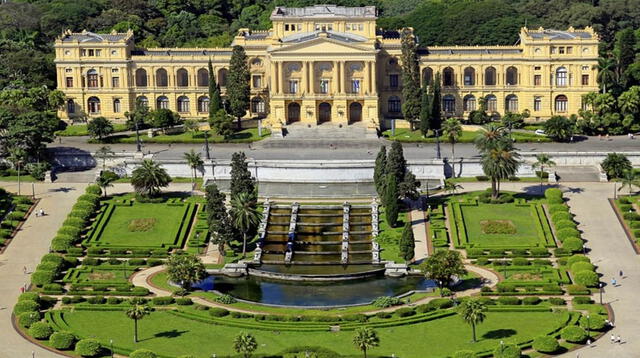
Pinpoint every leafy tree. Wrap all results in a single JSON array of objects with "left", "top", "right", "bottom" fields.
[
  {"left": 421, "top": 250, "right": 467, "bottom": 295},
  {"left": 443, "top": 180, "right": 463, "bottom": 195},
  {"left": 399, "top": 220, "right": 415, "bottom": 262},
  {"left": 125, "top": 99, "right": 150, "bottom": 130},
  {"left": 401, "top": 28, "right": 421, "bottom": 128},
  {"left": 96, "top": 170, "right": 117, "bottom": 197},
  {"left": 594, "top": 56, "right": 617, "bottom": 94},
  {"left": 458, "top": 299, "right": 487, "bottom": 342},
  {"left": 601, "top": 153, "right": 632, "bottom": 179},
  {"left": 429, "top": 72, "right": 442, "bottom": 131},
  {"left": 373, "top": 146, "right": 387, "bottom": 197},
  {"left": 619, "top": 170, "right": 640, "bottom": 195},
  {"left": 383, "top": 174, "right": 399, "bottom": 228},
  {"left": 151, "top": 108, "right": 181, "bottom": 131},
  {"left": 125, "top": 304, "right": 151, "bottom": 343},
  {"left": 166, "top": 253, "right": 206, "bottom": 290},
  {"left": 481, "top": 141, "right": 521, "bottom": 199},
  {"left": 131, "top": 159, "right": 172, "bottom": 197},
  {"left": 501, "top": 111, "right": 526, "bottom": 131},
  {"left": 94, "top": 146, "right": 115, "bottom": 171},
  {"left": 230, "top": 191, "right": 260, "bottom": 257},
  {"left": 233, "top": 332, "right": 258, "bottom": 358},
  {"left": 209, "top": 109, "right": 234, "bottom": 139},
  {"left": 183, "top": 149, "right": 204, "bottom": 184},
  {"left": 352, "top": 327, "right": 380, "bottom": 358},
  {"left": 230, "top": 151, "right": 255, "bottom": 199},
  {"left": 87, "top": 116, "right": 114, "bottom": 140},
  {"left": 614, "top": 29, "right": 637, "bottom": 85},
  {"left": 543, "top": 116, "right": 574, "bottom": 141},
  {"left": 228, "top": 45, "right": 250, "bottom": 129}
]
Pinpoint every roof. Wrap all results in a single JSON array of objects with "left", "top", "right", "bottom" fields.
[
  {"left": 271, "top": 5, "right": 376, "bottom": 19},
  {"left": 59, "top": 30, "right": 132, "bottom": 43},
  {"left": 525, "top": 28, "right": 594, "bottom": 40},
  {"left": 424, "top": 48, "right": 522, "bottom": 55},
  {"left": 131, "top": 49, "right": 232, "bottom": 56},
  {"left": 282, "top": 30, "right": 367, "bottom": 43}
]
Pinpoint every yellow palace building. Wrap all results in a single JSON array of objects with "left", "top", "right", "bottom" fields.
[{"left": 54, "top": 5, "right": 599, "bottom": 133}]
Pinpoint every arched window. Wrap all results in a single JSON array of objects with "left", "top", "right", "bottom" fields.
[
  {"left": 156, "top": 69, "right": 168, "bottom": 87},
  {"left": 485, "top": 67, "right": 496, "bottom": 86},
  {"left": 556, "top": 67, "right": 568, "bottom": 86},
  {"left": 251, "top": 97, "right": 265, "bottom": 114},
  {"left": 197, "top": 69, "right": 209, "bottom": 87},
  {"left": 485, "top": 95, "right": 497, "bottom": 112},
  {"left": 218, "top": 68, "right": 228, "bottom": 87},
  {"left": 156, "top": 96, "right": 169, "bottom": 110},
  {"left": 135, "top": 68, "right": 147, "bottom": 87},
  {"left": 136, "top": 96, "right": 149, "bottom": 108},
  {"left": 66, "top": 99, "right": 75, "bottom": 114},
  {"left": 463, "top": 95, "right": 476, "bottom": 112},
  {"left": 197, "top": 96, "right": 209, "bottom": 113},
  {"left": 505, "top": 95, "right": 518, "bottom": 112},
  {"left": 177, "top": 96, "right": 190, "bottom": 113},
  {"left": 506, "top": 66, "right": 518, "bottom": 85},
  {"left": 443, "top": 67, "right": 455, "bottom": 86},
  {"left": 422, "top": 67, "right": 433, "bottom": 86},
  {"left": 113, "top": 98, "right": 121, "bottom": 113},
  {"left": 443, "top": 95, "right": 456, "bottom": 113},
  {"left": 463, "top": 67, "right": 475, "bottom": 86},
  {"left": 177, "top": 69, "right": 189, "bottom": 87},
  {"left": 87, "top": 97, "right": 100, "bottom": 114},
  {"left": 87, "top": 69, "right": 99, "bottom": 88},
  {"left": 388, "top": 96, "right": 401, "bottom": 113},
  {"left": 555, "top": 95, "right": 568, "bottom": 112}
]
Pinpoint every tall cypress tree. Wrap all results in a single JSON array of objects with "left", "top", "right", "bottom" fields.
[
  {"left": 230, "top": 151, "right": 255, "bottom": 199},
  {"left": 386, "top": 141, "right": 406, "bottom": 184},
  {"left": 399, "top": 220, "right": 415, "bottom": 262},
  {"left": 208, "top": 59, "right": 222, "bottom": 119},
  {"left": 401, "top": 28, "right": 421, "bottom": 129},
  {"left": 374, "top": 146, "right": 387, "bottom": 197},
  {"left": 419, "top": 81, "right": 432, "bottom": 137},
  {"left": 615, "top": 29, "right": 637, "bottom": 85},
  {"left": 430, "top": 72, "right": 442, "bottom": 131},
  {"left": 384, "top": 174, "right": 399, "bottom": 228},
  {"left": 205, "top": 183, "right": 236, "bottom": 251},
  {"left": 227, "top": 46, "right": 250, "bottom": 129}
]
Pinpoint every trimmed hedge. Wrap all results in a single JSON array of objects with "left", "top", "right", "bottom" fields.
[
  {"left": 563, "top": 237, "right": 584, "bottom": 252},
  {"left": 18, "top": 292, "right": 40, "bottom": 303},
  {"left": 49, "top": 331, "right": 76, "bottom": 350},
  {"left": 209, "top": 308, "right": 229, "bottom": 317},
  {"left": 533, "top": 336, "right": 560, "bottom": 353},
  {"left": 571, "top": 262, "right": 595, "bottom": 273},
  {"left": 574, "top": 270, "right": 599, "bottom": 287},
  {"left": 28, "top": 321, "right": 53, "bottom": 340},
  {"left": 18, "top": 311, "right": 42, "bottom": 328},
  {"left": 579, "top": 315, "right": 606, "bottom": 331},
  {"left": 14, "top": 300, "right": 40, "bottom": 315},
  {"left": 452, "top": 350, "right": 478, "bottom": 358},
  {"left": 561, "top": 326, "right": 588, "bottom": 343},
  {"left": 493, "top": 343, "right": 521, "bottom": 358},
  {"left": 75, "top": 338, "right": 102, "bottom": 357},
  {"left": 130, "top": 349, "right": 158, "bottom": 358},
  {"left": 557, "top": 228, "right": 580, "bottom": 242},
  {"left": 567, "top": 255, "right": 590, "bottom": 266}
]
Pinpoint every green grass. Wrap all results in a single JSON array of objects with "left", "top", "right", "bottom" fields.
[
  {"left": 377, "top": 209, "right": 409, "bottom": 263},
  {"left": 0, "top": 175, "right": 38, "bottom": 182},
  {"left": 56, "top": 123, "right": 129, "bottom": 136},
  {"left": 448, "top": 176, "right": 547, "bottom": 183},
  {"left": 93, "top": 202, "right": 188, "bottom": 247},
  {"left": 99, "top": 127, "right": 270, "bottom": 144},
  {"left": 383, "top": 128, "right": 551, "bottom": 143},
  {"left": 459, "top": 203, "right": 542, "bottom": 247},
  {"left": 53, "top": 309, "right": 571, "bottom": 357}
]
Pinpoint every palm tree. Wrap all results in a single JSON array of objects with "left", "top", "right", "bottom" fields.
[
  {"left": 442, "top": 118, "right": 462, "bottom": 176},
  {"left": 96, "top": 172, "right": 116, "bottom": 197},
  {"left": 594, "top": 56, "right": 616, "bottom": 94},
  {"left": 458, "top": 299, "right": 487, "bottom": 342},
  {"left": 130, "top": 159, "right": 172, "bottom": 197},
  {"left": 532, "top": 154, "right": 556, "bottom": 192},
  {"left": 601, "top": 153, "right": 632, "bottom": 179},
  {"left": 443, "top": 180, "right": 463, "bottom": 195},
  {"left": 352, "top": 327, "right": 380, "bottom": 358},
  {"left": 95, "top": 146, "right": 115, "bottom": 171},
  {"left": 481, "top": 141, "right": 521, "bottom": 199},
  {"left": 183, "top": 149, "right": 204, "bottom": 185},
  {"left": 125, "top": 304, "right": 151, "bottom": 343},
  {"left": 233, "top": 332, "right": 258, "bottom": 358},
  {"left": 618, "top": 170, "right": 640, "bottom": 195},
  {"left": 230, "top": 192, "right": 260, "bottom": 257},
  {"left": 474, "top": 123, "right": 508, "bottom": 153}
]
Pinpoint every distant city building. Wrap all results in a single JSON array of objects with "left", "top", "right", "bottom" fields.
[{"left": 54, "top": 5, "right": 599, "bottom": 132}]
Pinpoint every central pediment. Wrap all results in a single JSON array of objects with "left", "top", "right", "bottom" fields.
[{"left": 269, "top": 35, "right": 376, "bottom": 55}]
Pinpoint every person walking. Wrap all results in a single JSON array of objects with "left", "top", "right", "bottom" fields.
[
  {"left": 616, "top": 335, "right": 621, "bottom": 344},
  {"left": 612, "top": 278, "right": 617, "bottom": 286},
  {"left": 611, "top": 334, "right": 615, "bottom": 343},
  {"left": 619, "top": 270, "right": 624, "bottom": 278}
]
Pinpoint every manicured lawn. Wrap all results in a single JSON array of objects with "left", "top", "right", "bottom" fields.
[
  {"left": 460, "top": 203, "right": 541, "bottom": 247},
  {"left": 95, "top": 203, "right": 187, "bottom": 247},
  {"left": 55, "top": 309, "right": 570, "bottom": 357},
  {"left": 56, "top": 123, "right": 129, "bottom": 136},
  {"left": 383, "top": 128, "right": 551, "bottom": 143},
  {"left": 377, "top": 209, "right": 409, "bottom": 263},
  {"left": 100, "top": 127, "right": 270, "bottom": 144}
]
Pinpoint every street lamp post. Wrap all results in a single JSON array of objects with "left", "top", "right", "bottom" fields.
[
  {"left": 17, "top": 160, "right": 22, "bottom": 196},
  {"left": 599, "top": 282, "right": 603, "bottom": 304},
  {"left": 586, "top": 315, "right": 590, "bottom": 339},
  {"left": 613, "top": 182, "right": 617, "bottom": 199},
  {"left": 134, "top": 119, "right": 142, "bottom": 153},
  {"left": 435, "top": 129, "right": 441, "bottom": 159},
  {"left": 110, "top": 339, "right": 114, "bottom": 358},
  {"left": 203, "top": 130, "right": 211, "bottom": 159}
]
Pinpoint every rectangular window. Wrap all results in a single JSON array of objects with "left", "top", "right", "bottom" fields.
[
  {"left": 582, "top": 65, "right": 589, "bottom": 71},
  {"left": 289, "top": 80, "right": 298, "bottom": 94},
  {"left": 111, "top": 77, "right": 120, "bottom": 88},
  {"left": 534, "top": 97, "right": 542, "bottom": 111},
  {"left": 559, "top": 47, "right": 565, "bottom": 54},
  {"left": 87, "top": 74, "right": 99, "bottom": 88},
  {"left": 351, "top": 79, "right": 360, "bottom": 93},
  {"left": 581, "top": 74, "right": 589, "bottom": 86},
  {"left": 358, "top": 24, "right": 363, "bottom": 31},
  {"left": 95, "top": 49, "right": 102, "bottom": 56},
  {"left": 534, "top": 75, "right": 541, "bottom": 86},
  {"left": 346, "top": 24, "right": 351, "bottom": 30},
  {"left": 80, "top": 49, "right": 87, "bottom": 56},
  {"left": 252, "top": 75, "right": 262, "bottom": 88},
  {"left": 550, "top": 47, "right": 556, "bottom": 54},
  {"left": 534, "top": 66, "right": 541, "bottom": 71},
  {"left": 113, "top": 100, "right": 121, "bottom": 113},
  {"left": 111, "top": 68, "right": 119, "bottom": 73},
  {"left": 319, "top": 79, "right": 329, "bottom": 94},
  {"left": 65, "top": 68, "right": 73, "bottom": 73},
  {"left": 566, "top": 46, "right": 573, "bottom": 54},
  {"left": 65, "top": 77, "right": 73, "bottom": 88},
  {"left": 389, "top": 74, "right": 399, "bottom": 89},
  {"left": 88, "top": 49, "right": 95, "bottom": 56},
  {"left": 285, "top": 24, "right": 290, "bottom": 31}
]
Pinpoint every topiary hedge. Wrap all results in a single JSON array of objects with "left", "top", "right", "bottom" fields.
[
  {"left": 574, "top": 270, "right": 599, "bottom": 287},
  {"left": 51, "top": 236, "right": 74, "bottom": 252},
  {"left": 552, "top": 212, "right": 572, "bottom": 222},
  {"left": 49, "top": 331, "right": 76, "bottom": 350},
  {"left": 557, "top": 228, "right": 580, "bottom": 242},
  {"left": 13, "top": 300, "right": 40, "bottom": 315},
  {"left": 208, "top": 308, "right": 229, "bottom": 317},
  {"left": 371, "top": 296, "right": 403, "bottom": 308},
  {"left": 533, "top": 336, "right": 559, "bottom": 353},
  {"left": 452, "top": 350, "right": 478, "bottom": 358},
  {"left": 129, "top": 349, "right": 158, "bottom": 358},
  {"left": 493, "top": 343, "right": 521, "bottom": 358},
  {"left": 563, "top": 237, "right": 584, "bottom": 253},
  {"left": 18, "top": 292, "right": 40, "bottom": 303},
  {"left": 75, "top": 338, "right": 102, "bottom": 357},
  {"left": 548, "top": 204, "right": 569, "bottom": 214},
  {"left": 555, "top": 220, "right": 577, "bottom": 230},
  {"left": 567, "top": 254, "right": 590, "bottom": 266},
  {"left": 579, "top": 315, "right": 606, "bottom": 331},
  {"left": 28, "top": 321, "right": 53, "bottom": 340},
  {"left": 85, "top": 185, "right": 102, "bottom": 196},
  {"left": 571, "top": 261, "right": 595, "bottom": 273},
  {"left": 18, "top": 311, "right": 41, "bottom": 328},
  {"left": 561, "top": 325, "right": 588, "bottom": 343}
]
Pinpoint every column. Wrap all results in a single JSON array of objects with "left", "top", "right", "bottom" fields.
[
  {"left": 364, "top": 62, "right": 371, "bottom": 95},
  {"left": 277, "top": 61, "right": 283, "bottom": 94},
  {"left": 332, "top": 61, "right": 338, "bottom": 95},
  {"left": 301, "top": 61, "right": 308, "bottom": 95},
  {"left": 339, "top": 61, "right": 346, "bottom": 94},
  {"left": 371, "top": 61, "right": 377, "bottom": 94},
  {"left": 309, "top": 62, "right": 315, "bottom": 94},
  {"left": 269, "top": 61, "right": 276, "bottom": 94}
]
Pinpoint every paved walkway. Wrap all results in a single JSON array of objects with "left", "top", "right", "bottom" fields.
[{"left": 409, "top": 209, "right": 429, "bottom": 261}]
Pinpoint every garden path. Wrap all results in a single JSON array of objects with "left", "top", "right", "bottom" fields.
[{"left": 409, "top": 209, "right": 429, "bottom": 261}]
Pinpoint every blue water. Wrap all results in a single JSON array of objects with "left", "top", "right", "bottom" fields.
[{"left": 193, "top": 274, "right": 436, "bottom": 306}]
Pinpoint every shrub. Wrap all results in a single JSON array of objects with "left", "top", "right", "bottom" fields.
[
  {"left": 467, "top": 248, "right": 485, "bottom": 256},
  {"left": 342, "top": 314, "right": 368, "bottom": 322},
  {"left": 371, "top": 296, "right": 403, "bottom": 308},
  {"left": 87, "top": 247, "right": 103, "bottom": 255},
  {"left": 106, "top": 297, "right": 122, "bottom": 305},
  {"left": 18, "top": 311, "right": 42, "bottom": 328},
  {"left": 152, "top": 296, "right": 174, "bottom": 305},
  {"left": 14, "top": 300, "right": 40, "bottom": 315},
  {"left": 43, "top": 283, "right": 63, "bottom": 293},
  {"left": 28, "top": 321, "right": 53, "bottom": 340},
  {"left": 567, "top": 255, "right": 590, "bottom": 266},
  {"left": 574, "top": 270, "right": 599, "bottom": 287},
  {"left": 623, "top": 212, "right": 640, "bottom": 221},
  {"left": 214, "top": 294, "right": 236, "bottom": 304},
  {"left": 533, "top": 336, "right": 560, "bottom": 353},
  {"left": 85, "top": 185, "right": 102, "bottom": 196},
  {"left": 130, "top": 349, "right": 158, "bottom": 358},
  {"left": 545, "top": 188, "right": 563, "bottom": 199},
  {"left": 51, "top": 236, "right": 73, "bottom": 252},
  {"left": 146, "top": 259, "right": 164, "bottom": 266},
  {"left": 630, "top": 222, "right": 640, "bottom": 229},
  {"left": 548, "top": 204, "right": 568, "bottom": 214},
  {"left": 573, "top": 297, "right": 593, "bottom": 305},
  {"left": 489, "top": 249, "right": 505, "bottom": 256},
  {"left": 87, "top": 296, "right": 106, "bottom": 304},
  {"left": 208, "top": 308, "right": 229, "bottom": 317},
  {"left": 58, "top": 225, "right": 82, "bottom": 238},
  {"left": 18, "top": 292, "right": 40, "bottom": 303},
  {"left": 497, "top": 297, "right": 520, "bottom": 305},
  {"left": 82, "top": 258, "right": 101, "bottom": 266},
  {"left": 41, "top": 253, "right": 64, "bottom": 266},
  {"left": 523, "top": 297, "right": 541, "bottom": 305},
  {"left": 68, "top": 209, "right": 91, "bottom": 221},
  {"left": 429, "top": 298, "right": 454, "bottom": 309},
  {"left": 554, "top": 247, "right": 569, "bottom": 256},
  {"left": 37, "top": 261, "right": 62, "bottom": 275},
  {"left": 548, "top": 297, "right": 566, "bottom": 306},
  {"left": 555, "top": 220, "right": 577, "bottom": 230},
  {"left": 563, "top": 237, "right": 584, "bottom": 253},
  {"left": 561, "top": 326, "right": 588, "bottom": 343},
  {"left": 475, "top": 257, "right": 490, "bottom": 265},
  {"left": 571, "top": 261, "right": 595, "bottom": 273},
  {"left": 493, "top": 343, "right": 521, "bottom": 358},
  {"left": 395, "top": 307, "right": 416, "bottom": 317},
  {"left": 452, "top": 350, "right": 478, "bottom": 358},
  {"left": 75, "top": 338, "right": 102, "bottom": 357},
  {"left": 497, "top": 284, "right": 516, "bottom": 293},
  {"left": 579, "top": 315, "right": 606, "bottom": 330},
  {"left": 376, "top": 311, "right": 392, "bottom": 319},
  {"left": 63, "top": 217, "right": 86, "bottom": 228},
  {"left": 557, "top": 228, "right": 580, "bottom": 242},
  {"left": 128, "top": 258, "right": 146, "bottom": 266},
  {"left": 552, "top": 211, "right": 572, "bottom": 222},
  {"left": 512, "top": 257, "right": 529, "bottom": 266},
  {"left": 530, "top": 248, "right": 550, "bottom": 256},
  {"left": 567, "top": 284, "right": 589, "bottom": 295},
  {"left": 175, "top": 298, "right": 193, "bottom": 305},
  {"left": 50, "top": 331, "right": 76, "bottom": 350}
]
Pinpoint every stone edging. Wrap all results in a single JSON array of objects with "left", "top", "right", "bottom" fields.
[
  {"left": 11, "top": 313, "right": 72, "bottom": 358},
  {"left": 607, "top": 198, "right": 640, "bottom": 255}
]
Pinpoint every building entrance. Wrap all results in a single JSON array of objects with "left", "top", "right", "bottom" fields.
[
  {"left": 287, "top": 102, "right": 301, "bottom": 124},
  {"left": 349, "top": 102, "right": 362, "bottom": 123},
  {"left": 318, "top": 102, "right": 331, "bottom": 124}
]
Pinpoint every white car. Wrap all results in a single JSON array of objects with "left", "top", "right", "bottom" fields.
[{"left": 534, "top": 129, "right": 546, "bottom": 136}]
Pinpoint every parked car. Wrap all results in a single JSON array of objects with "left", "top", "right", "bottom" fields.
[{"left": 534, "top": 129, "right": 546, "bottom": 136}]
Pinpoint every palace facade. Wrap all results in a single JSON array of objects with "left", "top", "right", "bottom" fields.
[{"left": 54, "top": 5, "right": 600, "bottom": 133}]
